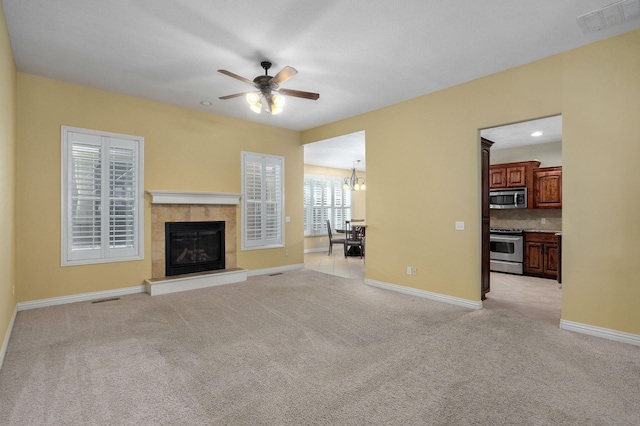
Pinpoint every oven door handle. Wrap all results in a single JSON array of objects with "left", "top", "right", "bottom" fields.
[{"left": 490, "top": 235, "right": 522, "bottom": 241}]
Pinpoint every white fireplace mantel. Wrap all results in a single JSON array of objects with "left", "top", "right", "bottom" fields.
[{"left": 147, "top": 190, "right": 242, "bottom": 205}]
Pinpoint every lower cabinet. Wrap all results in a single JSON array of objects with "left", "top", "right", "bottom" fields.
[{"left": 524, "top": 232, "right": 559, "bottom": 279}]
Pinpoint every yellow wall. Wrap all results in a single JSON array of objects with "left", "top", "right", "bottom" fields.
[
  {"left": 0, "top": 3, "right": 17, "bottom": 361},
  {"left": 303, "top": 29, "right": 640, "bottom": 335},
  {"left": 303, "top": 164, "right": 366, "bottom": 251},
  {"left": 15, "top": 74, "right": 303, "bottom": 302}
]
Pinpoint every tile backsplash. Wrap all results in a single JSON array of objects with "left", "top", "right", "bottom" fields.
[{"left": 490, "top": 209, "right": 561, "bottom": 231}]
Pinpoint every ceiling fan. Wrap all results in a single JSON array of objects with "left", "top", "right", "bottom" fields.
[{"left": 218, "top": 61, "right": 320, "bottom": 114}]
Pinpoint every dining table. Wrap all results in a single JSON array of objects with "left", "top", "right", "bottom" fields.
[{"left": 342, "top": 222, "right": 366, "bottom": 256}]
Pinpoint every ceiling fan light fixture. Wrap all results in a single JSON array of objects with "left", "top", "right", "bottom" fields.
[
  {"left": 246, "top": 92, "right": 260, "bottom": 105},
  {"left": 273, "top": 95, "right": 285, "bottom": 108},
  {"left": 245, "top": 92, "right": 262, "bottom": 113},
  {"left": 250, "top": 102, "right": 262, "bottom": 114},
  {"left": 269, "top": 95, "right": 285, "bottom": 114},
  {"left": 218, "top": 62, "right": 319, "bottom": 116}
]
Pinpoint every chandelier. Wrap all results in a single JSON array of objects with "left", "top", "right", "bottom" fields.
[{"left": 343, "top": 160, "right": 366, "bottom": 191}]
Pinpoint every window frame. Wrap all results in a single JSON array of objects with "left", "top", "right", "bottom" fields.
[
  {"left": 241, "top": 151, "right": 285, "bottom": 250},
  {"left": 61, "top": 126, "right": 144, "bottom": 266}
]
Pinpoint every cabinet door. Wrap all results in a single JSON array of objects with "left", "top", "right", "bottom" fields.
[
  {"left": 481, "top": 139, "right": 493, "bottom": 300},
  {"left": 535, "top": 169, "right": 562, "bottom": 208},
  {"left": 489, "top": 167, "right": 506, "bottom": 188},
  {"left": 544, "top": 244, "right": 559, "bottom": 275},
  {"left": 524, "top": 242, "right": 544, "bottom": 274},
  {"left": 506, "top": 166, "right": 527, "bottom": 187}
]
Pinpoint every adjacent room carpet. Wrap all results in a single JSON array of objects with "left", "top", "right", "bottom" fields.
[{"left": 0, "top": 269, "right": 638, "bottom": 425}]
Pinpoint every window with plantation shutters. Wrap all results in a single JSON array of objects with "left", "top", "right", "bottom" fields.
[
  {"left": 61, "top": 127, "right": 144, "bottom": 266},
  {"left": 242, "top": 152, "right": 284, "bottom": 249},
  {"left": 303, "top": 175, "right": 351, "bottom": 237}
]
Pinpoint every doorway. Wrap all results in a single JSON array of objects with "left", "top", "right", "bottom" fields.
[
  {"left": 480, "top": 115, "right": 562, "bottom": 325},
  {"left": 302, "top": 131, "right": 367, "bottom": 278}
]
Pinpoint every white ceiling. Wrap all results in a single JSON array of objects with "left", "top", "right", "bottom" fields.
[
  {"left": 481, "top": 115, "right": 563, "bottom": 150},
  {"left": 3, "top": 1, "right": 640, "bottom": 135},
  {"left": 304, "top": 131, "right": 366, "bottom": 171}
]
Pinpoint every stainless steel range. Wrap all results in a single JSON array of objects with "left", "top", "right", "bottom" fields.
[{"left": 490, "top": 228, "right": 524, "bottom": 275}]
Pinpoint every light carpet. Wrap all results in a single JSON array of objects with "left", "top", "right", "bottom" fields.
[{"left": 0, "top": 269, "right": 638, "bottom": 425}]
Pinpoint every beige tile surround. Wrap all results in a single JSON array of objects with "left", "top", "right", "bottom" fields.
[
  {"left": 490, "top": 208, "right": 562, "bottom": 231},
  {"left": 151, "top": 204, "right": 237, "bottom": 279}
]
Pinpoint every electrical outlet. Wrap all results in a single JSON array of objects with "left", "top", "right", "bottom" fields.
[
  {"left": 412, "top": 267, "right": 417, "bottom": 275},
  {"left": 455, "top": 221, "right": 465, "bottom": 230},
  {"left": 285, "top": 250, "right": 289, "bottom": 257},
  {"left": 541, "top": 218, "right": 546, "bottom": 224},
  {"left": 406, "top": 266, "right": 412, "bottom": 275},
  {"left": 320, "top": 237, "right": 323, "bottom": 242}
]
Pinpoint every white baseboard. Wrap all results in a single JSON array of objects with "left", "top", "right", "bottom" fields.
[
  {"left": 560, "top": 319, "right": 640, "bottom": 347},
  {"left": 14, "top": 264, "right": 305, "bottom": 309},
  {"left": 365, "top": 279, "right": 483, "bottom": 310},
  {"left": 0, "top": 305, "right": 17, "bottom": 372},
  {"left": 17, "top": 285, "right": 146, "bottom": 311},
  {"left": 247, "top": 263, "right": 304, "bottom": 277}
]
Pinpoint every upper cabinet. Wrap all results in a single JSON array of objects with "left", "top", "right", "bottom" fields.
[
  {"left": 489, "top": 161, "right": 539, "bottom": 189},
  {"left": 534, "top": 166, "right": 562, "bottom": 208},
  {"left": 490, "top": 161, "right": 562, "bottom": 209}
]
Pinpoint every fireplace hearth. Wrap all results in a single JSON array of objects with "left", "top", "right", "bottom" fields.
[{"left": 165, "top": 221, "right": 225, "bottom": 276}]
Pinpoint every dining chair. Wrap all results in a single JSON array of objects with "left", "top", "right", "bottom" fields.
[
  {"left": 326, "top": 220, "right": 346, "bottom": 255},
  {"left": 344, "top": 220, "right": 365, "bottom": 258}
]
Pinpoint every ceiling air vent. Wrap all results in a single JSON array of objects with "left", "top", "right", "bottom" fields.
[{"left": 577, "top": 0, "right": 640, "bottom": 34}]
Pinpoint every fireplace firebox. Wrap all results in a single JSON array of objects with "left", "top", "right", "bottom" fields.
[{"left": 165, "top": 221, "right": 225, "bottom": 276}]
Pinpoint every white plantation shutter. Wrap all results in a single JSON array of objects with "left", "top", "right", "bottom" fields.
[
  {"left": 108, "top": 141, "right": 137, "bottom": 251},
  {"left": 70, "top": 140, "right": 102, "bottom": 254},
  {"left": 332, "top": 180, "right": 351, "bottom": 230},
  {"left": 62, "top": 127, "right": 144, "bottom": 265},
  {"left": 242, "top": 152, "right": 284, "bottom": 249},
  {"left": 303, "top": 175, "right": 351, "bottom": 237},
  {"left": 303, "top": 177, "right": 313, "bottom": 236}
]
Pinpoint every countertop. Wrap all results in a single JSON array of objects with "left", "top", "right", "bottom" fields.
[{"left": 525, "top": 229, "right": 562, "bottom": 236}]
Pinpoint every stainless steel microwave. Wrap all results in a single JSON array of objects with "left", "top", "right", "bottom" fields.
[{"left": 489, "top": 188, "right": 527, "bottom": 209}]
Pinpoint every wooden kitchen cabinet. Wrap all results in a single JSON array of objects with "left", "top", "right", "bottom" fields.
[
  {"left": 490, "top": 161, "right": 539, "bottom": 188},
  {"left": 524, "top": 232, "right": 559, "bottom": 279},
  {"left": 481, "top": 138, "right": 493, "bottom": 300},
  {"left": 534, "top": 166, "right": 562, "bottom": 208},
  {"left": 489, "top": 167, "right": 507, "bottom": 188},
  {"left": 490, "top": 164, "right": 528, "bottom": 188}
]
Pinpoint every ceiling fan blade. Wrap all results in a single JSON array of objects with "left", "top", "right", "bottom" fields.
[
  {"left": 277, "top": 88, "right": 320, "bottom": 100},
  {"left": 270, "top": 66, "right": 298, "bottom": 87},
  {"left": 219, "top": 92, "right": 253, "bottom": 100},
  {"left": 217, "top": 69, "right": 255, "bottom": 86}
]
